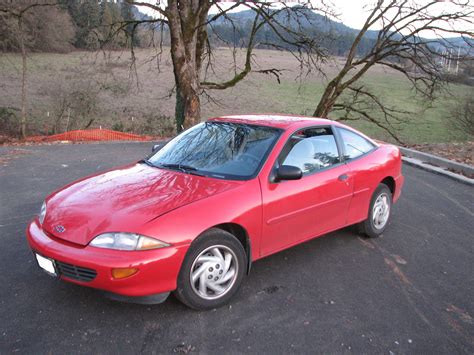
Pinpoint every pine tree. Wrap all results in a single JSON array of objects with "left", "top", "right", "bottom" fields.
[
  {"left": 120, "top": 0, "right": 139, "bottom": 47},
  {"left": 82, "top": 0, "right": 101, "bottom": 49},
  {"left": 66, "top": 0, "right": 101, "bottom": 49},
  {"left": 99, "top": 1, "right": 125, "bottom": 48}
]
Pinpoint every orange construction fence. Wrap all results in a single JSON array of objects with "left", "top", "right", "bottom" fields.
[{"left": 28, "top": 129, "right": 153, "bottom": 142}]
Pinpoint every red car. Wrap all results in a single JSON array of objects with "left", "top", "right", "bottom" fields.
[{"left": 27, "top": 115, "right": 404, "bottom": 310}]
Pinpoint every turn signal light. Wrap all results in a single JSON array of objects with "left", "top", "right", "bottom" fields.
[{"left": 112, "top": 267, "right": 138, "bottom": 279}]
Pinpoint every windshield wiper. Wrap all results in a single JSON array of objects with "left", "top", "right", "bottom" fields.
[
  {"left": 139, "top": 159, "right": 157, "bottom": 168},
  {"left": 159, "top": 163, "right": 206, "bottom": 176},
  {"left": 160, "top": 163, "right": 197, "bottom": 171}
]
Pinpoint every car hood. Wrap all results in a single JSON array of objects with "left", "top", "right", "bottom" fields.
[{"left": 42, "top": 163, "right": 243, "bottom": 246}]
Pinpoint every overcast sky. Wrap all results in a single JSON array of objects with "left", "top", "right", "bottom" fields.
[{"left": 137, "top": 1, "right": 472, "bottom": 39}]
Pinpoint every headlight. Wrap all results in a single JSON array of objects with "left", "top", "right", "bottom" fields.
[
  {"left": 89, "top": 232, "right": 170, "bottom": 251},
  {"left": 39, "top": 202, "right": 46, "bottom": 225}
]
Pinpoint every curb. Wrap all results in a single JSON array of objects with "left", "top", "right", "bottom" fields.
[
  {"left": 400, "top": 150, "right": 474, "bottom": 186},
  {"left": 399, "top": 147, "right": 474, "bottom": 176}
]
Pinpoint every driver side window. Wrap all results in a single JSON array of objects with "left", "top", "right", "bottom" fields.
[{"left": 280, "top": 127, "right": 341, "bottom": 175}]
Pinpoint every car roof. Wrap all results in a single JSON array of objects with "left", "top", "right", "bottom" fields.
[{"left": 208, "top": 114, "right": 335, "bottom": 130}]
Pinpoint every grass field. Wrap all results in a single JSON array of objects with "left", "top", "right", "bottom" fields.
[
  {"left": 0, "top": 48, "right": 471, "bottom": 144},
  {"left": 261, "top": 72, "right": 470, "bottom": 143}
]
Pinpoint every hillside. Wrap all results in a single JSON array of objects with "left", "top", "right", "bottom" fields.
[{"left": 207, "top": 7, "right": 470, "bottom": 56}]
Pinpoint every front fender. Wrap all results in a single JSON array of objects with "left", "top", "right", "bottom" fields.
[{"left": 140, "top": 178, "right": 263, "bottom": 262}]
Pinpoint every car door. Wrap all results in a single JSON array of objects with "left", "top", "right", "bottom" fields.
[
  {"left": 335, "top": 126, "right": 379, "bottom": 224},
  {"left": 259, "top": 126, "right": 354, "bottom": 257}
]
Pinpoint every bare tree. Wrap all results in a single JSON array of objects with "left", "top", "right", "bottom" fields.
[
  {"left": 0, "top": 2, "right": 59, "bottom": 138},
  {"left": 127, "top": 1, "right": 328, "bottom": 132},
  {"left": 48, "top": 81, "right": 100, "bottom": 134},
  {"left": 313, "top": 0, "right": 474, "bottom": 142}
]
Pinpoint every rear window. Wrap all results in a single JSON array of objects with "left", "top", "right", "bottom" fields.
[{"left": 338, "top": 128, "right": 375, "bottom": 160}]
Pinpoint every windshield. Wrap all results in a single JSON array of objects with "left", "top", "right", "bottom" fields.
[{"left": 148, "top": 122, "right": 281, "bottom": 180}]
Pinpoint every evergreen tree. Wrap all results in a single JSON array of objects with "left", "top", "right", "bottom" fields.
[
  {"left": 120, "top": 0, "right": 139, "bottom": 47},
  {"left": 66, "top": 0, "right": 101, "bottom": 49},
  {"left": 99, "top": 1, "right": 125, "bottom": 49}
]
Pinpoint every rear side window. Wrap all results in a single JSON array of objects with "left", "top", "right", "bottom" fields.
[
  {"left": 280, "top": 127, "right": 341, "bottom": 175},
  {"left": 338, "top": 128, "right": 375, "bottom": 160}
]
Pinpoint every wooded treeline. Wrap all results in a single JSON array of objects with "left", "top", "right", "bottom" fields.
[
  {"left": 0, "top": 0, "right": 139, "bottom": 52},
  {"left": 0, "top": 1, "right": 406, "bottom": 58}
]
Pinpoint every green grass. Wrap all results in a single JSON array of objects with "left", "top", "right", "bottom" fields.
[
  {"left": 0, "top": 49, "right": 471, "bottom": 144},
  {"left": 261, "top": 73, "right": 471, "bottom": 144}
]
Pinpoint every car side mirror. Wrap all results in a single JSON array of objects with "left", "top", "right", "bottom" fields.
[
  {"left": 274, "top": 165, "right": 303, "bottom": 182},
  {"left": 152, "top": 141, "right": 167, "bottom": 153}
]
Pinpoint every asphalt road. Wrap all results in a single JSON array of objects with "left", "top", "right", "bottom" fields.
[{"left": 0, "top": 142, "right": 473, "bottom": 354}]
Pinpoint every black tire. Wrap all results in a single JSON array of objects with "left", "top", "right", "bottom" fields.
[
  {"left": 174, "top": 228, "right": 246, "bottom": 310},
  {"left": 359, "top": 183, "right": 392, "bottom": 238}
]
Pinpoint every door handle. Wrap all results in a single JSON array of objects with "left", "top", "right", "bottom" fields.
[{"left": 338, "top": 174, "right": 349, "bottom": 181}]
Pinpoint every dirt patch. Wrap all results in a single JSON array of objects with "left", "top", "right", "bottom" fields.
[{"left": 410, "top": 141, "right": 474, "bottom": 166}]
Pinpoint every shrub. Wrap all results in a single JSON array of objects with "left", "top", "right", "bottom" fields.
[
  {"left": 450, "top": 94, "right": 474, "bottom": 137},
  {"left": 0, "top": 107, "right": 20, "bottom": 137},
  {"left": 137, "top": 114, "right": 175, "bottom": 136},
  {"left": 46, "top": 81, "right": 99, "bottom": 133},
  {"left": 112, "top": 122, "right": 125, "bottom": 132}
]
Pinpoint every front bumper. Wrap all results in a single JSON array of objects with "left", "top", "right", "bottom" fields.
[{"left": 26, "top": 219, "right": 189, "bottom": 300}]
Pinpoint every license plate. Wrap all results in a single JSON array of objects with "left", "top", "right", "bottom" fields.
[{"left": 35, "top": 253, "right": 57, "bottom": 277}]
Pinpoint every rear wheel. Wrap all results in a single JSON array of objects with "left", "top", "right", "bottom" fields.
[
  {"left": 174, "top": 228, "right": 246, "bottom": 310},
  {"left": 359, "top": 183, "right": 392, "bottom": 238}
]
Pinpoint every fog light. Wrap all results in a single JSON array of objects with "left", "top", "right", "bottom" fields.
[{"left": 112, "top": 267, "right": 138, "bottom": 279}]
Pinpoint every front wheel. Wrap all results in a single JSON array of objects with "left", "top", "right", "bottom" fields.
[
  {"left": 359, "top": 183, "right": 392, "bottom": 238},
  {"left": 174, "top": 228, "right": 246, "bottom": 310}
]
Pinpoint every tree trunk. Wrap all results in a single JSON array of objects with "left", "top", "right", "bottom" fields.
[
  {"left": 174, "top": 84, "right": 185, "bottom": 133},
  {"left": 172, "top": 63, "right": 201, "bottom": 133},
  {"left": 182, "top": 91, "right": 200, "bottom": 129},
  {"left": 18, "top": 17, "right": 27, "bottom": 139},
  {"left": 167, "top": 0, "right": 208, "bottom": 133},
  {"left": 313, "top": 80, "right": 341, "bottom": 118}
]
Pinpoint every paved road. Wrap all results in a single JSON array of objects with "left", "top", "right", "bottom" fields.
[{"left": 0, "top": 142, "right": 473, "bottom": 354}]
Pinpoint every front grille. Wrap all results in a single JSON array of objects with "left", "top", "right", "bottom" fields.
[{"left": 56, "top": 261, "right": 97, "bottom": 282}]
